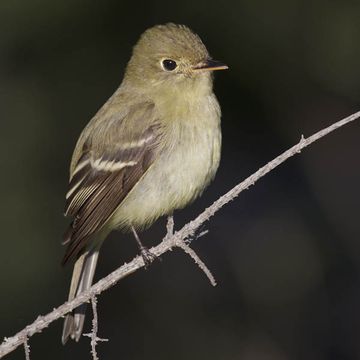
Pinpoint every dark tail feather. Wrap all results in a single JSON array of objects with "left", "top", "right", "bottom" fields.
[{"left": 62, "top": 248, "right": 99, "bottom": 344}]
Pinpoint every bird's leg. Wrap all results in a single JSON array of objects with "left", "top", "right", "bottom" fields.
[{"left": 131, "top": 225, "right": 158, "bottom": 268}]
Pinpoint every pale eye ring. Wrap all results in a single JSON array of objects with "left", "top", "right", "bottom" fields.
[{"left": 161, "top": 59, "right": 177, "bottom": 71}]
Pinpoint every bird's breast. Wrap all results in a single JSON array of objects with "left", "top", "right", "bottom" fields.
[{"left": 111, "top": 94, "right": 222, "bottom": 229}]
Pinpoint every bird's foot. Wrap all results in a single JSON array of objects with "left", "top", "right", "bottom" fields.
[
  {"left": 131, "top": 225, "right": 160, "bottom": 268},
  {"left": 139, "top": 246, "right": 160, "bottom": 268}
]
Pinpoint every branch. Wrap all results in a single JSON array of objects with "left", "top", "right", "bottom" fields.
[
  {"left": 165, "top": 216, "right": 217, "bottom": 286},
  {"left": 23, "top": 339, "right": 30, "bottom": 360},
  {"left": 83, "top": 296, "right": 108, "bottom": 360},
  {"left": 1, "top": 110, "right": 359, "bottom": 359}
]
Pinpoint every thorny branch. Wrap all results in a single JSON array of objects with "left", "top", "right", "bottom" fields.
[
  {"left": 23, "top": 339, "right": 30, "bottom": 360},
  {"left": 166, "top": 216, "right": 217, "bottom": 286},
  {"left": 0, "top": 110, "right": 359, "bottom": 359},
  {"left": 83, "top": 296, "right": 108, "bottom": 360}
]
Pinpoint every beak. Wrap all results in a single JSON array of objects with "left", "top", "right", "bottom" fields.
[{"left": 193, "top": 59, "right": 229, "bottom": 71}]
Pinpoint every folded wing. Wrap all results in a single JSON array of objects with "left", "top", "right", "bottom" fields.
[{"left": 62, "top": 102, "right": 162, "bottom": 264}]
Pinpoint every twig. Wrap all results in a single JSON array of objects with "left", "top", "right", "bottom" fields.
[
  {"left": 23, "top": 339, "right": 30, "bottom": 360},
  {"left": 166, "top": 215, "right": 175, "bottom": 237},
  {"left": 83, "top": 296, "right": 108, "bottom": 360},
  {"left": 165, "top": 216, "right": 216, "bottom": 285},
  {"left": 177, "top": 240, "right": 217, "bottom": 286},
  {"left": 0, "top": 110, "right": 359, "bottom": 359},
  {"left": 165, "top": 215, "right": 216, "bottom": 285}
]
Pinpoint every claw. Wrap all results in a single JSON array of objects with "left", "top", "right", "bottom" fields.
[{"left": 140, "top": 246, "right": 159, "bottom": 268}]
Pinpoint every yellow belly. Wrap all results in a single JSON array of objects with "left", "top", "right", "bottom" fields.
[{"left": 110, "top": 113, "right": 221, "bottom": 230}]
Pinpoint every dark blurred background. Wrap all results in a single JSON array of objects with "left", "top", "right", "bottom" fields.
[{"left": 1, "top": 1, "right": 360, "bottom": 359}]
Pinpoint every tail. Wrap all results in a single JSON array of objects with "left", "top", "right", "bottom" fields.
[{"left": 62, "top": 247, "right": 99, "bottom": 344}]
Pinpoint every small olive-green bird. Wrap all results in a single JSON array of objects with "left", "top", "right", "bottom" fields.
[{"left": 61, "top": 23, "right": 228, "bottom": 344}]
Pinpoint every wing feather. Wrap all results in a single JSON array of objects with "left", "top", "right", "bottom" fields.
[{"left": 62, "top": 102, "right": 161, "bottom": 264}]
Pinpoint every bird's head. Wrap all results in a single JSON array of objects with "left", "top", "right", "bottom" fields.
[{"left": 123, "top": 23, "right": 228, "bottom": 94}]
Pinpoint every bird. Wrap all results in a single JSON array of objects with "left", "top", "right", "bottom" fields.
[{"left": 61, "top": 23, "right": 228, "bottom": 344}]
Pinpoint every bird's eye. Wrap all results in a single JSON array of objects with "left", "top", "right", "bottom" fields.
[{"left": 161, "top": 59, "right": 177, "bottom": 71}]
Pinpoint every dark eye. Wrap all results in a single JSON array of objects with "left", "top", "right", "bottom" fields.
[{"left": 162, "top": 59, "right": 177, "bottom": 71}]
